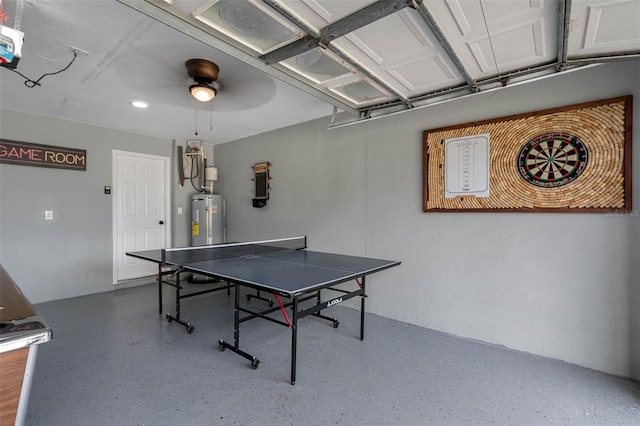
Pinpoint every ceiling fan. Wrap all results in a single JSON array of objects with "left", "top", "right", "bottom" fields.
[
  {"left": 180, "top": 56, "right": 278, "bottom": 112},
  {"left": 186, "top": 58, "right": 219, "bottom": 102}
]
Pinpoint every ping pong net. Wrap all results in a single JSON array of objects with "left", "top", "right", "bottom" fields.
[{"left": 160, "top": 236, "right": 307, "bottom": 266}]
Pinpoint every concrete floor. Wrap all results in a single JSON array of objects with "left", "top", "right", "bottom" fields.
[{"left": 27, "top": 281, "right": 640, "bottom": 426}]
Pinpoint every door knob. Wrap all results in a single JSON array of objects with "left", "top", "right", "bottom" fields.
[{"left": 159, "top": 220, "right": 164, "bottom": 225}]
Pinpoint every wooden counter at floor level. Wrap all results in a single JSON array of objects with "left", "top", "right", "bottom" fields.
[{"left": 0, "top": 264, "right": 52, "bottom": 426}]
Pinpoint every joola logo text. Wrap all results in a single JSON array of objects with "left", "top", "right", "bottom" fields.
[{"left": 326, "top": 297, "right": 343, "bottom": 307}]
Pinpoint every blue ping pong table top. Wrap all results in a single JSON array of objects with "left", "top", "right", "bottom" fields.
[{"left": 128, "top": 248, "right": 400, "bottom": 296}]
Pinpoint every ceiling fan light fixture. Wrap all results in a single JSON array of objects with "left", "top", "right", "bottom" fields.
[
  {"left": 185, "top": 59, "right": 220, "bottom": 102},
  {"left": 189, "top": 83, "right": 217, "bottom": 102}
]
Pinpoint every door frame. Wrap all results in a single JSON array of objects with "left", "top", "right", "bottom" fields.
[{"left": 112, "top": 149, "right": 172, "bottom": 284}]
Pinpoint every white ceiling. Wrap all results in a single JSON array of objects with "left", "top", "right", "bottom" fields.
[{"left": 1, "top": 0, "right": 639, "bottom": 145}]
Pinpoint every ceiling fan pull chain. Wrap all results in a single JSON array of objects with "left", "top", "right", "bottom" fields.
[{"left": 194, "top": 104, "right": 198, "bottom": 136}]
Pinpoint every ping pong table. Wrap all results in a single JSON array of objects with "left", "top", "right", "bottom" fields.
[{"left": 126, "top": 236, "right": 400, "bottom": 384}]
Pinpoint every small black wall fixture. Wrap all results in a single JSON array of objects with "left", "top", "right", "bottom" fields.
[{"left": 252, "top": 162, "right": 271, "bottom": 208}]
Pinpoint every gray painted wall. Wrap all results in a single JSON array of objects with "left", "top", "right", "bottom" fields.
[
  {"left": 214, "top": 61, "right": 640, "bottom": 379},
  {"left": 0, "top": 111, "right": 171, "bottom": 301},
  {"left": 0, "top": 114, "right": 215, "bottom": 300},
  {"left": 0, "top": 61, "right": 637, "bottom": 380}
]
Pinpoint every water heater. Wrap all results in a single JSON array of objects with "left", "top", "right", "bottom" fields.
[{"left": 191, "top": 193, "right": 225, "bottom": 246}]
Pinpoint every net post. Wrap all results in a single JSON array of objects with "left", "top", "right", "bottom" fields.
[{"left": 161, "top": 248, "right": 166, "bottom": 266}]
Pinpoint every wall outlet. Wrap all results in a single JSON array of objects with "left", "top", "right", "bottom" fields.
[{"left": 45, "top": 210, "right": 54, "bottom": 220}]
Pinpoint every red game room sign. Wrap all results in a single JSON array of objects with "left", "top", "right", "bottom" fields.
[{"left": 0, "top": 139, "right": 86, "bottom": 171}]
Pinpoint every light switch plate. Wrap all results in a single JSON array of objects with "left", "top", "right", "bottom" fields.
[{"left": 45, "top": 210, "right": 53, "bottom": 220}]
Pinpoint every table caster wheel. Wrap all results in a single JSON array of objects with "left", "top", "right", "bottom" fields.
[
  {"left": 218, "top": 340, "right": 225, "bottom": 351},
  {"left": 187, "top": 325, "right": 194, "bottom": 334},
  {"left": 333, "top": 320, "right": 340, "bottom": 328},
  {"left": 251, "top": 359, "right": 260, "bottom": 370},
  {"left": 268, "top": 300, "right": 274, "bottom": 307},
  {"left": 166, "top": 315, "right": 172, "bottom": 323}
]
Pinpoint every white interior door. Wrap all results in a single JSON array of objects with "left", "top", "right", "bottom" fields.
[{"left": 113, "top": 150, "right": 170, "bottom": 282}]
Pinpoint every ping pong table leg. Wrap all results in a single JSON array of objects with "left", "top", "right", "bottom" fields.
[
  {"left": 233, "top": 282, "right": 240, "bottom": 350},
  {"left": 218, "top": 283, "right": 260, "bottom": 369},
  {"left": 175, "top": 269, "right": 181, "bottom": 320},
  {"left": 157, "top": 265, "right": 162, "bottom": 314},
  {"left": 291, "top": 296, "right": 298, "bottom": 385},
  {"left": 165, "top": 269, "right": 195, "bottom": 334},
  {"left": 360, "top": 276, "right": 366, "bottom": 341}
]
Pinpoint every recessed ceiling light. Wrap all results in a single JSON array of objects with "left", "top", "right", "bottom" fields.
[{"left": 130, "top": 100, "right": 148, "bottom": 109}]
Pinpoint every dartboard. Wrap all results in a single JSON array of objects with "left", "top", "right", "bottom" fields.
[{"left": 517, "top": 132, "right": 588, "bottom": 188}]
